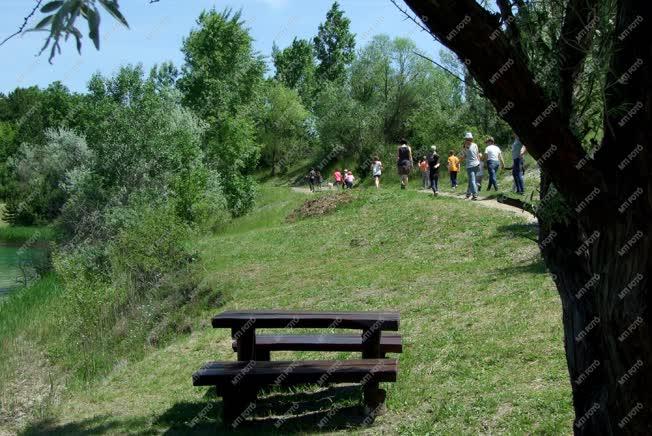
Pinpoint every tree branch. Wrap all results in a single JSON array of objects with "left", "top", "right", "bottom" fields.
[
  {"left": 556, "top": 0, "right": 599, "bottom": 122},
  {"left": 412, "top": 51, "right": 484, "bottom": 94},
  {"left": 496, "top": 0, "right": 525, "bottom": 58},
  {"left": 0, "top": 0, "right": 43, "bottom": 47}
]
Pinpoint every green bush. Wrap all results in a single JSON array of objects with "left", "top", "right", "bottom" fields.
[
  {"left": 5, "top": 129, "right": 91, "bottom": 225},
  {"left": 51, "top": 201, "right": 198, "bottom": 380},
  {"left": 107, "top": 203, "right": 193, "bottom": 292}
]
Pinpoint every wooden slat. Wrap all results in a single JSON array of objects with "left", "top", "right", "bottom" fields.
[
  {"left": 231, "top": 333, "right": 403, "bottom": 353},
  {"left": 193, "top": 359, "right": 398, "bottom": 387},
  {"left": 212, "top": 310, "right": 400, "bottom": 331}
]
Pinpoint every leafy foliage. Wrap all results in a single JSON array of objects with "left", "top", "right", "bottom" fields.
[
  {"left": 272, "top": 38, "right": 317, "bottom": 105},
  {"left": 6, "top": 128, "right": 91, "bottom": 225},
  {"left": 179, "top": 9, "right": 265, "bottom": 216},
  {"left": 258, "top": 82, "right": 311, "bottom": 176},
  {"left": 32, "top": 0, "right": 129, "bottom": 62},
  {"left": 313, "top": 1, "right": 356, "bottom": 84}
]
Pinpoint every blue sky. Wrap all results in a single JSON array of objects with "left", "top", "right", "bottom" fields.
[{"left": 0, "top": 0, "right": 446, "bottom": 94}]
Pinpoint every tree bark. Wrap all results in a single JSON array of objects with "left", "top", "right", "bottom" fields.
[{"left": 401, "top": 0, "right": 652, "bottom": 433}]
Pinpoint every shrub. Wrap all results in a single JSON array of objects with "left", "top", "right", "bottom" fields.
[
  {"left": 5, "top": 129, "right": 91, "bottom": 225},
  {"left": 107, "top": 202, "right": 194, "bottom": 293},
  {"left": 51, "top": 201, "right": 199, "bottom": 380}
]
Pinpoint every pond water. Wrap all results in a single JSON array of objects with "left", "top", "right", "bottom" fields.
[{"left": 0, "top": 243, "right": 39, "bottom": 297}]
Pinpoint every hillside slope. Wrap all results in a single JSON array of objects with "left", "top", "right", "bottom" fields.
[{"left": 12, "top": 187, "right": 571, "bottom": 434}]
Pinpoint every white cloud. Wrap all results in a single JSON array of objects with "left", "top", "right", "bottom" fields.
[{"left": 257, "top": 0, "right": 288, "bottom": 9}]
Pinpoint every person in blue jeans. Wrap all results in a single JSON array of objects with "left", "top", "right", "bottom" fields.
[
  {"left": 484, "top": 136, "right": 504, "bottom": 191},
  {"left": 511, "top": 134, "right": 527, "bottom": 194},
  {"left": 461, "top": 132, "right": 481, "bottom": 200}
]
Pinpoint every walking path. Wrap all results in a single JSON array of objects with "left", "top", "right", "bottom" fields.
[
  {"left": 291, "top": 186, "right": 537, "bottom": 224},
  {"left": 421, "top": 189, "right": 537, "bottom": 224}
]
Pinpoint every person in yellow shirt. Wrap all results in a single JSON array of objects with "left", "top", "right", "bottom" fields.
[{"left": 447, "top": 150, "right": 460, "bottom": 189}]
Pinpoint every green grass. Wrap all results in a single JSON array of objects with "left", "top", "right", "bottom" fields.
[
  {"left": 0, "top": 203, "right": 59, "bottom": 243},
  {"left": 2, "top": 185, "right": 572, "bottom": 434},
  {"left": 0, "top": 226, "right": 57, "bottom": 244}
]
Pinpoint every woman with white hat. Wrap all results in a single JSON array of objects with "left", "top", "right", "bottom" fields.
[{"left": 461, "top": 132, "right": 481, "bottom": 200}]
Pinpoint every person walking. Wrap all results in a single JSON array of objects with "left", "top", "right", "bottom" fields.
[
  {"left": 447, "top": 150, "right": 460, "bottom": 189},
  {"left": 484, "top": 136, "right": 504, "bottom": 191},
  {"left": 511, "top": 134, "right": 527, "bottom": 194},
  {"left": 333, "top": 169, "right": 343, "bottom": 189},
  {"left": 419, "top": 156, "right": 429, "bottom": 189},
  {"left": 344, "top": 170, "right": 355, "bottom": 189},
  {"left": 476, "top": 160, "right": 484, "bottom": 192},
  {"left": 308, "top": 168, "right": 316, "bottom": 192},
  {"left": 461, "top": 132, "right": 481, "bottom": 200},
  {"left": 427, "top": 145, "right": 440, "bottom": 195},
  {"left": 396, "top": 139, "right": 413, "bottom": 190},
  {"left": 315, "top": 170, "right": 323, "bottom": 191},
  {"left": 371, "top": 156, "right": 383, "bottom": 189}
]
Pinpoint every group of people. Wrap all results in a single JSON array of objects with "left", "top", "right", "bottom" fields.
[
  {"left": 399, "top": 132, "right": 527, "bottom": 200},
  {"left": 307, "top": 132, "right": 527, "bottom": 198},
  {"left": 307, "top": 168, "right": 324, "bottom": 192},
  {"left": 332, "top": 168, "right": 356, "bottom": 189}
]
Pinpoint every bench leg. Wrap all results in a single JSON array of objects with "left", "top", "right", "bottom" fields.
[
  {"left": 363, "top": 383, "right": 387, "bottom": 418},
  {"left": 361, "top": 328, "right": 386, "bottom": 416},
  {"left": 221, "top": 384, "right": 257, "bottom": 429},
  {"left": 257, "top": 349, "right": 271, "bottom": 361}
]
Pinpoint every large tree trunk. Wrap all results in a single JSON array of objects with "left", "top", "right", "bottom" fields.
[
  {"left": 401, "top": 0, "right": 652, "bottom": 433},
  {"left": 539, "top": 202, "right": 652, "bottom": 433}
]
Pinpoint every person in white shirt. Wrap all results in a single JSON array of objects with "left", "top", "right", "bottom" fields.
[
  {"left": 371, "top": 156, "right": 383, "bottom": 189},
  {"left": 344, "top": 171, "right": 355, "bottom": 189},
  {"left": 461, "top": 132, "right": 481, "bottom": 200},
  {"left": 484, "top": 136, "right": 505, "bottom": 191}
]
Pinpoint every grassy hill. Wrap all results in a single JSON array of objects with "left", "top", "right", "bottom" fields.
[{"left": 2, "top": 186, "right": 572, "bottom": 434}]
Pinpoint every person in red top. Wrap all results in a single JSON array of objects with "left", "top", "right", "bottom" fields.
[
  {"left": 418, "top": 156, "right": 429, "bottom": 189},
  {"left": 333, "top": 169, "right": 343, "bottom": 189}
]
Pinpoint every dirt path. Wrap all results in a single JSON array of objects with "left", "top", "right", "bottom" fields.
[
  {"left": 290, "top": 186, "right": 537, "bottom": 224},
  {"left": 421, "top": 189, "right": 537, "bottom": 223}
]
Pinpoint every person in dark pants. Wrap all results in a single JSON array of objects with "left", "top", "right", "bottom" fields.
[
  {"left": 511, "top": 135, "right": 527, "bottom": 194},
  {"left": 396, "top": 139, "right": 413, "bottom": 189},
  {"left": 447, "top": 150, "right": 459, "bottom": 188},
  {"left": 427, "top": 145, "right": 440, "bottom": 195},
  {"left": 484, "top": 136, "right": 504, "bottom": 191},
  {"left": 308, "top": 168, "right": 316, "bottom": 192}
]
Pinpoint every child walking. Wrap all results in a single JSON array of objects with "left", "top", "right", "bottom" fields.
[
  {"left": 371, "top": 156, "right": 383, "bottom": 189},
  {"left": 447, "top": 150, "right": 460, "bottom": 189},
  {"left": 344, "top": 170, "right": 355, "bottom": 189},
  {"left": 333, "top": 169, "right": 343, "bottom": 189},
  {"left": 419, "top": 156, "right": 429, "bottom": 189}
]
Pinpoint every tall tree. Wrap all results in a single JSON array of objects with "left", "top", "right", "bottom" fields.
[
  {"left": 313, "top": 1, "right": 356, "bottom": 84},
  {"left": 272, "top": 38, "right": 316, "bottom": 105},
  {"left": 258, "top": 82, "right": 310, "bottom": 175},
  {"left": 400, "top": 0, "right": 652, "bottom": 433},
  {"left": 178, "top": 9, "right": 265, "bottom": 216}
]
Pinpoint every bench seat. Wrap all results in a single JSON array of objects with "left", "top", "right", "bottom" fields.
[
  {"left": 231, "top": 332, "right": 402, "bottom": 355},
  {"left": 193, "top": 358, "right": 398, "bottom": 387}
]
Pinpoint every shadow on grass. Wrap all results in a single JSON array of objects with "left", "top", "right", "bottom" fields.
[
  {"left": 20, "top": 415, "right": 152, "bottom": 436},
  {"left": 494, "top": 223, "right": 538, "bottom": 242},
  {"left": 158, "top": 384, "right": 371, "bottom": 434},
  {"left": 22, "top": 385, "right": 376, "bottom": 435},
  {"left": 493, "top": 223, "right": 549, "bottom": 276}
]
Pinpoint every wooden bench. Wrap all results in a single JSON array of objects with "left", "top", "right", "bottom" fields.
[
  {"left": 195, "top": 310, "right": 401, "bottom": 427},
  {"left": 193, "top": 359, "right": 398, "bottom": 425},
  {"left": 231, "top": 332, "right": 403, "bottom": 360}
]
